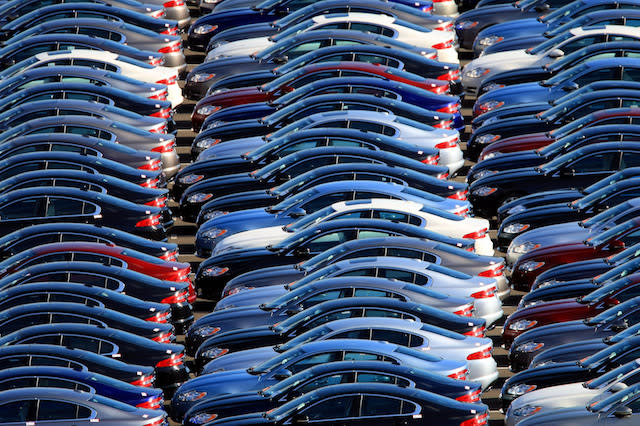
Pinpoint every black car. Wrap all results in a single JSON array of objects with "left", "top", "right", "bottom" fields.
[
  {"left": 469, "top": 142, "right": 640, "bottom": 218},
  {"left": 0, "top": 222, "right": 177, "bottom": 261},
  {"left": 0, "top": 261, "right": 192, "bottom": 333},
  {"left": 185, "top": 293, "right": 485, "bottom": 359},
  {"left": 0, "top": 344, "right": 156, "bottom": 387},
  {"left": 0, "top": 323, "right": 189, "bottom": 394},
  {"left": 181, "top": 360, "right": 482, "bottom": 425},
  {"left": 194, "top": 218, "right": 472, "bottom": 298},
  {"left": 0, "top": 186, "right": 167, "bottom": 240}
]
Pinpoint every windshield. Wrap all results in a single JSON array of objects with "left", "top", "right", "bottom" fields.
[
  {"left": 571, "top": 185, "right": 621, "bottom": 211},
  {"left": 536, "top": 132, "right": 581, "bottom": 158},
  {"left": 261, "top": 368, "right": 316, "bottom": 398},
  {"left": 581, "top": 338, "right": 639, "bottom": 370},
  {"left": 528, "top": 31, "right": 573, "bottom": 55},
  {"left": 580, "top": 277, "right": 632, "bottom": 304},
  {"left": 251, "top": 347, "right": 305, "bottom": 374},
  {"left": 587, "top": 297, "right": 640, "bottom": 325},
  {"left": 268, "top": 117, "right": 315, "bottom": 141},
  {"left": 582, "top": 202, "right": 632, "bottom": 229},
  {"left": 271, "top": 19, "right": 315, "bottom": 43},
  {"left": 608, "top": 243, "right": 640, "bottom": 264},
  {"left": 585, "top": 359, "right": 640, "bottom": 390},
  {"left": 272, "top": 305, "right": 326, "bottom": 334},
  {"left": 263, "top": 283, "right": 321, "bottom": 311},
  {"left": 287, "top": 265, "right": 340, "bottom": 290},
  {"left": 261, "top": 66, "right": 307, "bottom": 93},
  {"left": 586, "top": 220, "right": 637, "bottom": 247},
  {"left": 252, "top": 154, "right": 297, "bottom": 181},
  {"left": 548, "top": 111, "right": 595, "bottom": 140},
  {"left": 267, "top": 390, "right": 323, "bottom": 421},
  {"left": 589, "top": 382, "right": 640, "bottom": 413},
  {"left": 0, "top": 57, "right": 39, "bottom": 81},
  {"left": 269, "top": 187, "right": 317, "bottom": 213},
  {"left": 596, "top": 259, "right": 640, "bottom": 285},
  {"left": 543, "top": 63, "right": 588, "bottom": 87},
  {"left": 538, "top": 149, "right": 582, "bottom": 174},
  {"left": 286, "top": 205, "right": 337, "bottom": 233},
  {"left": 297, "top": 243, "right": 350, "bottom": 271},
  {"left": 276, "top": 325, "right": 334, "bottom": 352},
  {"left": 541, "top": 0, "right": 582, "bottom": 23}
]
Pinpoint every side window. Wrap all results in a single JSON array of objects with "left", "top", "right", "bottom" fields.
[
  {"left": 334, "top": 211, "right": 372, "bottom": 219},
  {"left": 560, "top": 36, "right": 606, "bottom": 54},
  {"left": 347, "top": 121, "right": 384, "bottom": 133},
  {"left": 334, "top": 329, "right": 371, "bottom": 339},
  {"left": 343, "top": 351, "right": 383, "bottom": 361},
  {"left": 303, "top": 230, "right": 357, "bottom": 253},
  {"left": 340, "top": 268, "right": 376, "bottom": 277},
  {"left": 623, "top": 67, "right": 640, "bottom": 81},
  {"left": 288, "top": 352, "right": 341, "bottom": 374},
  {"left": 0, "top": 198, "right": 42, "bottom": 219},
  {"left": 61, "top": 335, "right": 101, "bottom": 353},
  {"left": 301, "top": 191, "right": 354, "bottom": 213},
  {"left": 354, "top": 191, "right": 396, "bottom": 200},
  {"left": 351, "top": 248, "right": 386, "bottom": 257},
  {"left": 574, "top": 68, "right": 619, "bottom": 85},
  {"left": 331, "top": 39, "right": 364, "bottom": 47},
  {"left": 356, "top": 372, "right": 395, "bottom": 384},
  {"left": 302, "top": 396, "right": 358, "bottom": 420},
  {"left": 622, "top": 99, "right": 640, "bottom": 108},
  {"left": 285, "top": 41, "right": 323, "bottom": 59},
  {"left": 350, "top": 23, "right": 392, "bottom": 36},
  {"left": 374, "top": 211, "right": 410, "bottom": 222},
  {"left": 37, "top": 400, "right": 79, "bottom": 421},
  {"left": 616, "top": 284, "right": 640, "bottom": 301},
  {"left": 620, "top": 229, "right": 640, "bottom": 247},
  {"left": 291, "top": 71, "right": 339, "bottom": 89},
  {"left": 371, "top": 329, "right": 410, "bottom": 346},
  {"left": 364, "top": 308, "right": 403, "bottom": 318},
  {"left": 354, "top": 288, "right": 390, "bottom": 297},
  {"left": 568, "top": 152, "right": 619, "bottom": 173},
  {"left": 358, "top": 230, "right": 394, "bottom": 239},
  {"left": 0, "top": 400, "right": 34, "bottom": 422},
  {"left": 620, "top": 152, "right": 640, "bottom": 168},
  {"left": 296, "top": 373, "right": 352, "bottom": 394},
  {"left": 387, "top": 248, "right": 423, "bottom": 260},
  {"left": 46, "top": 197, "right": 85, "bottom": 217},
  {"left": 378, "top": 269, "right": 414, "bottom": 283},
  {"left": 361, "top": 395, "right": 402, "bottom": 417},
  {"left": 22, "top": 334, "right": 62, "bottom": 345},
  {"left": 408, "top": 334, "right": 425, "bottom": 348},
  {"left": 303, "top": 289, "right": 346, "bottom": 305},
  {"left": 304, "top": 309, "right": 362, "bottom": 330}
]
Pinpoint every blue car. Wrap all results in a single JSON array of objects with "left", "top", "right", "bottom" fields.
[{"left": 0, "top": 366, "right": 164, "bottom": 409}]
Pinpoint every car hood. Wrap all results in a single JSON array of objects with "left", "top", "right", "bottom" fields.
[
  {"left": 482, "top": 132, "right": 553, "bottom": 156},
  {"left": 508, "top": 382, "right": 598, "bottom": 418},
  {"left": 511, "top": 320, "right": 594, "bottom": 348},
  {"left": 213, "top": 226, "right": 289, "bottom": 255},
  {"left": 198, "top": 87, "right": 265, "bottom": 107},
  {"left": 509, "top": 221, "right": 587, "bottom": 249},
  {"left": 215, "top": 286, "right": 286, "bottom": 311},
  {"left": 470, "top": 166, "right": 540, "bottom": 188},
  {"left": 201, "top": 346, "right": 277, "bottom": 374},
  {"left": 506, "top": 298, "right": 590, "bottom": 325},
  {"left": 206, "top": 38, "right": 273, "bottom": 60},
  {"left": 478, "top": 81, "right": 547, "bottom": 100},
  {"left": 466, "top": 49, "right": 534, "bottom": 72},
  {"left": 514, "top": 240, "right": 592, "bottom": 267}
]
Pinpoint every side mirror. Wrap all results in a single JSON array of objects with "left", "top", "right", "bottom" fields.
[
  {"left": 275, "top": 7, "right": 289, "bottom": 16},
  {"left": 609, "top": 240, "right": 625, "bottom": 250},
  {"left": 561, "top": 82, "right": 579, "bottom": 92},
  {"left": 560, "top": 168, "right": 575, "bottom": 177},
  {"left": 292, "top": 414, "right": 310, "bottom": 424},
  {"left": 288, "top": 207, "right": 306, "bottom": 218},
  {"left": 614, "top": 406, "right": 632, "bottom": 418},
  {"left": 611, "top": 382, "right": 628, "bottom": 393},
  {"left": 272, "top": 55, "right": 288, "bottom": 65},
  {"left": 547, "top": 48, "right": 564, "bottom": 59},
  {"left": 294, "top": 246, "right": 311, "bottom": 257},
  {"left": 604, "top": 298, "right": 620, "bottom": 308},
  {"left": 611, "top": 318, "right": 629, "bottom": 331},
  {"left": 535, "top": 3, "right": 550, "bottom": 12},
  {"left": 273, "top": 370, "right": 293, "bottom": 380},
  {"left": 0, "top": 57, "right": 15, "bottom": 68},
  {"left": 285, "top": 306, "right": 303, "bottom": 316}
]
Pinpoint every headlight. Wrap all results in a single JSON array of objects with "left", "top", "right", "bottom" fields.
[
  {"left": 506, "top": 384, "right": 537, "bottom": 396},
  {"left": 188, "top": 413, "right": 218, "bottom": 424},
  {"left": 507, "top": 205, "right": 527, "bottom": 215},
  {"left": 537, "top": 279, "right": 558, "bottom": 289},
  {"left": 192, "top": 326, "right": 220, "bottom": 338},
  {"left": 473, "top": 169, "right": 498, "bottom": 180},
  {"left": 457, "top": 20, "right": 478, "bottom": 29},
  {"left": 195, "top": 138, "right": 220, "bottom": 149},
  {"left": 482, "top": 83, "right": 505, "bottom": 92},
  {"left": 508, "top": 319, "right": 538, "bottom": 331},
  {"left": 201, "top": 348, "right": 229, "bottom": 359},
  {"left": 482, "top": 152, "right": 498, "bottom": 160},
  {"left": 176, "top": 390, "right": 207, "bottom": 402},
  {"left": 201, "top": 228, "right": 227, "bottom": 240},
  {"left": 478, "top": 35, "right": 504, "bottom": 46},
  {"left": 193, "top": 24, "right": 218, "bottom": 34},
  {"left": 516, "top": 342, "right": 544, "bottom": 353},
  {"left": 512, "top": 405, "right": 541, "bottom": 417},
  {"left": 503, "top": 223, "right": 530, "bottom": 234},
  {"left": 471, "top": 186, "right": 497, "bottom": 197},
  {"left": 476, "top": 100, "right": 504, "bottom": 114},
  {"left": 187, "top": 193, "right": 213, "bottom": 203},
  {"left": 196, "top": 105, "right": 221, "bottom": 116},
  {"left": 189, "top": 73, "right": 215, "bottom": 82},
  {"left": 518, "top": 260, "right": 544, "bottom": 272},
  {"left": 201, "top": 266, "right": 229, "bottom": 277},
  {"left": 179, "top": 174, "right": 204, "bottom": 184},
  {"left": 202, "top": 210, "right": 229, "bottom": 221},
  {"left": 210, "top": 40, "right": 228, "bottom": 49},
  {"left": 475, "top": 134, "right": 500, "bottom": 145},
  {"left": 464, "top": 67, "right": 490, "bottom": 79}
]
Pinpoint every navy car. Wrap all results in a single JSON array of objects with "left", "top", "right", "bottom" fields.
[
  {"left": 0, "top": 187, "right": 167, "bottom": 240},
  {"left": 469, "top": 142, "right": 640, "bottom": 218},
  {"left": 0, "top": 366, "right": 165, "bottom": 409},
  {"left": 0, "top": 261, "right": 192, "bottom": 332},
  {"left": 181, "top": 361, "right": 482, "bottom": 425},
  {"left": 184, "top": 383, "right": 488, "bottom": 426},
  {"left": 0, "top": 344, "right": 156, "bottom": 388},
  {"left": 194, "top": 218, "right": 473, "bottom": 298},
  {"left": 0, "top": 323, "right": 189, "bottom": 394},
  {"left": 188, "top": 0, "right": 439, "bottom": 49}
]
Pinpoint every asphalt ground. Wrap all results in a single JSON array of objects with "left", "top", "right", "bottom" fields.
[{"left": 166, "top": 10, "right": 525, "bottom": 425}]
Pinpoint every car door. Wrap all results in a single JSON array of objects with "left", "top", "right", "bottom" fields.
[
  {"left": 554, "top": 150, "right": 620, "bottom": 189},
  {"left": 358, "top": 394, "right": 419, "bottom": 425},
  {"left": 293, "top": 394, "right": 360, "bottom": 425},
  {"left": 45, "top": 196, "right": 100, "bottom": 224},
  {"left": 0, "top": 399, "right": 36, "bottom": 424},
  {"left": 0, "top": 196, "right": 46, "bottom": 235},
  {"left": 35, "top": 399, "right": 94, "bottom": 424}
]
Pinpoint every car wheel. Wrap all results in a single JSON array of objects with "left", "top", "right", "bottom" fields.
[{"left": 500, "top": 193, "right": 525, "bottom": 207}]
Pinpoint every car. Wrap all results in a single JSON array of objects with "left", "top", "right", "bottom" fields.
[
  {"left": 186, "top": 383, "right": 488, "bottom": 425},
  {"left": 219, "top": 236, "right": 506, "bottom": 299},
  {"left": 210, "top": 199, "right": 492, "bottom": 256},
  {"left": 0, "top": 387, "right": 168, "bottom": 425},
  {"left": 205, "top": 12, "right": 458, "bottom": 63},
  {"left": 500, "top": 336, "right": 640, "bottom": 410},
  {"left": 0, "top": 187, "right": 167, "bottom": 240},
  {"left": 194, "top": 316, "right": 498, "bottom": 388},
  {"left": 0, "top": 344, "right": 156, "bottom": 387},
  {"left": 0, "top": 221, "right": 177, "bottom": 261},
  {"left": 0, "top": 261, "right": 193, "bottom": 332},
  {"left": 504, "top": 360, "right": 640, "bottom": 426},
  {"left": 508, "top": 297, "right": 640, "bottom": 371},
  {"left": 0, "top": 115, "right": 179, "bottom": 178},
  {"left": 207, "top": 0, "right": 440, "bottom": 16},
  {"left": 0, "top": 33, "right": 164, "bottom": 70},
  {"left": 183, "top": 29, "right": 449, "bottom": 98},
  {"left": 180, "top": 360, "right": 481, "bottom": 426},
  {"left": 468, "top": 142, "right": 640, "bottom": 218},
  {"left": 0, "top": 151, "right": 165, "bottom": 189},
  {"left": 7, "top": 18, "right": 186, "bottom": 71},
  {"left": 194, "top": 218, "right": 474, "bottom": 298},
  {"left": 0, "top": 49, "right": 183, "bottom": 108},
  {"left": 0, "top": 323, "right": 189, "bottom": 394},
  {"left": 0, "top": 2, "right": 180, "bottom": 38}
]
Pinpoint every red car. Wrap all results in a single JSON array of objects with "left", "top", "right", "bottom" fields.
[
  {"left": 510, "top": 218, "right": 640, "bottom": 292},
  {"left": 0, "top": 241, "right": 196, "bottom": 304},
  {"left": 478, "top": 107, "right": 640, "bottom": 161},
  {"left": 191, "top": 61, "right": 450, "bottom": 129},
  {"left": 502, "top": 272, "right": 640, "bottom": 347}
]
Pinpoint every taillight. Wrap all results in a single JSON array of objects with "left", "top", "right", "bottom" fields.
[
  {"left": 157, "top": 76, "right": 178, "bottom": 86},
  {"left": 456, "top": 388, "right": 482, "bottom": 403},
  {"left": 433, "top": 40, "right": 454, "bottom": 49},
  {"left": 145, "top": 196, "right": 168, "bottom": 208},
  {"left": 150, "top": 9, "right": 165, "bottom": 18},
  {"left": 455, "top": 207, "right": 470, "bottom": 217},
  {"left": 421, "top": 154, "right": 439, "bottom": 165},
  {"left": 420, "top": 4, "right": 433, "bottom": 12},
  {"left": 437, "top": 103, "right": 461, "bottom": 114},
  {"left": 435, "top": 22, "right": 455, "bottom": 31},
  {"left": 467, "top": 347, "right": 492, "bottom": 360},
  {"left": 149, "top": 56, "right": 164, "bottom": 66},
  {"left": 131, "top": 373, "right": 155, "bottom": 387},
  {"left": 479, "top": 264, "right": 505, "bottom": 278},
  {"left": 434, "top": 139, "right": 459, "bottom": 149},
  {"left": 453, "top": 305, "right": 473, "bottom": 317},
  {"left": 161, "top": 289, "right": 188, "bottom": 304},
  {"left": 140, "top": 178, "right": 160, "bottom": 188},
  {"left": 151, "top": 108, "right": 172, "bottom": 119},
  {"left": 433, "top": 119, "right": 454, "bottom": 129},
  {"left": 470, "top": 286, "right": 496, "bottom": 299},
  {"left": 149, "top": 123, "right": 168, "bottom": 134},
  {"left": 460, "top": 412, "right": 488, "bottom": 426},
  {"left": 139, "top": 159, "right": 163, "bottom": 171},
  {"left": 156, "top": 352, "right": 184, "bottom": 368},
  {"left": 152, "top": 140, "right": 176, "bottom": 153},
  {"left": 143, "top": 417, "right": 167, "bottom": 426},
  {"left": 159, "top": 41, "right": 182, "bottom": 54},
  {"left": 136, "top": 214, "right": 162, "bottom": 228},
  {"left": 448, "top": 189, "right": 468, "bottom": 200},
  {"left": 136, "top": 394, "right": 164, "bottom": 410},
  {"left": 152, "top": 331, "right": 175, "bottom": 343},
  {"left": 448, "top": 368, "right": 468, "bottom": 380},
  {"left": 147, "top": 310, "right": 171, "bottom": 323},
  {"left": 463, "top": 228, "right": 487, "bottom": 239},
  {"left": 463, "top": 325, "right": 486, "bottom": 338},
  {"left": 437, "top": 69, "right": 460, "bottom": 81},
  {"left": 149, "top": 91, "right": 168, "bottom": 101},
  {"left": 159, "top": 249, "right": 179, "bottom": 261},
  {"left": 164, "top": 0, "right": 184, "bottom": 6},
  {"left": 160, "top": 27, "right": 179, "bottom": 36}
]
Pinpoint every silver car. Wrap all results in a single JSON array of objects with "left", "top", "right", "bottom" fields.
[{"left": 0, "top": 387, "right": 168, "bottom": 425}]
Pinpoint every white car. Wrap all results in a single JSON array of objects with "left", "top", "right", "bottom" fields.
[
  {"left": 461, "top": 25, "right": 640, "bottom": 94},
  {"left": 196, "top": 109, "right": 464, "bottom": 174},
  {"left": 212, "top": 199, "right": 494, "bottom": 256},
  {"left": 206, "top": 12, "right": 458, "bottom": 64},
  {"left": 0, "top": 50, "right": 183, "bottom": 108}
]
